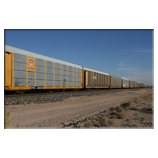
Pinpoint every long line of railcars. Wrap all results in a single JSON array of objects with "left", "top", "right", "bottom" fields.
[{"left": 4, "top": 45, "right": 151, "bottom": 93}]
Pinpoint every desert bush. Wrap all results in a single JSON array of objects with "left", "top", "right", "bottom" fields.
[
  {"left": 15, "top": 123, "right": 20, "bottom": 128},
  {"left": 142, "top": 96, "right": 148, "bottom": 100},
  {"left": 99, "top": 117, "right": 108, "bottom": 125},
  {"left": 128, "top": 105, "right": 138, "bottom": 110},
  {"left": 121, "top": 102, "right": 130, "bottom": 109},
  {"left": 4, "top": 111, "right": 12, "bottom": 128},
  {"left": 84, "top": 122, "right": 94, "bottom": 128},
  {"left": 115, "top": 111, "right": 126, "bottom": 119},
  {"left": 108, "top": 119, "right": 115, "bottom": 125},
  {"left": 16, "top": 98, "right": 19, "bottom": 105},
  {"left": 5, "top": 111, "right": 20, "bottom": 129},
  {"left": 134, "top": 97, "right": 139, "bottom": 103}
]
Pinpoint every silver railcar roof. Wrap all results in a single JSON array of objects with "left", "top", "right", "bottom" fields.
[
  {"left": 121, "top": 77, "right": 129, "bottom": 80},
  {"left": 83, "top": 67, "right": 109, "bottom": 76},
  {"left": 5, "top": 45, "right": 82, "bottom": 69}
]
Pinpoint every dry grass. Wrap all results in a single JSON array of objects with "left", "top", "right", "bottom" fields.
[
  {"left": 134, "top": 97, "right": 139, "bottom": 103},
  {"left": 99, "top": 117, "right": 108, "bottom": 125},
  {"left": 114, "top": 111, "right": 126, "bottom": 119},
  {"left": 108, "top": 119, "right": 115, "bottom": 125},
  {"left": 121, "top": 103, "right": 130, "bottom": 109},
  {"left": 128, "top": 105, "right": 138, "bottom": 110},
  {"left": 4, "top": 111, "right": 12, "bottom": 128},
  {"left": 4, "top": 111, "right": 20, "bottom": 129},
  {"left": 84, "top": 122, "right": 94, "bottom": 128}
]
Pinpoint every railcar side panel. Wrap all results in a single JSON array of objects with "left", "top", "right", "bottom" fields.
[
  {"left": 110, "top": 75, "right": 122, "bottom": 88},
  {"left": 84, "top": 70, "right": 109, "bottom": 88},
  {"left": 129, "top": 80, "right": 135, "bottom": 88},
  {"left": 121, "top": 78, "right": 129, "bottom": 88}
]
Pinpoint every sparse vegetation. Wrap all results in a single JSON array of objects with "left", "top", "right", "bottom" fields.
[
  {"left": 16, "top": 98, "right": 20, "bottom": 105},
  {"left": 121, "top": 102, "right": 130, "bottom": 109},
  {"left": 4, "top": 111, "right": 20, "bottom": 129},
  {"left": 15, "top": 123, "right": 20, "bottom": 128},
  {"left": 84, "top": 122, "right": 94, "bottom": 128},
  {"left": 128, "top": 105, "right": 138, "bottom": 110},
  {"left": 115, "top": 111, "right": 126, "bottom": 119},
  {"left": 108, "top": 119, "right": 115, "bottom": 125},
  {"left": 134, "top": 97, "right": 139, "bottom": 103},
  {"left": 99, "top": 117, "right": 108, "bottom": 125},
  {"left": 4, "top": 111, "right": 12, "bottom": 128}
]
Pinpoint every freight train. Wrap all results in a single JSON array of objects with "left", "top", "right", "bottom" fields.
[{"left": 4, "top": 45, "right": 151, "bottom": 94}]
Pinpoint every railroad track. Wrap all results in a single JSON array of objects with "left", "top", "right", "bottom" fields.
[{"left": 4, "top": 88, "right": 148, "bottom": 97}]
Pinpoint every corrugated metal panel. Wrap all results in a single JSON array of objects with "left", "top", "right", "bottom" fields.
[
  {"left": 55, "top": 81, "right": 61, "bottom": 87},
  {"left": 14, "top": 53, "right": 26, "bottom": 63},
  {"left": 46, "top": 61, "right": 53, "bottom": 69},
  {"left": 46, "top": 81, "right": 53, "bottom": 87},
  {"left": 77, "top": 82, "right": 81, "bottom": 87},
  {"left": 62, "top": 78, "right": 67, "bottom": 87},
  {"left": 5, "top": 45, "right": 82, "bottom": 69},
  {"left": 14, "top": 70, "right": 26, "bottom": 79},
  {"left": 14, "top": 78, "right": 26, "bottom": 87},
  {"left": 36, "top": 59, "right": 45, "bottom": 66},
  {"left": 68, "top": 82, "right": 73, "bottom": 87},
  {"left": 122, "top": 78, "right": 129, "bottom": 87},
  {"left": 68, "top": 71, "right": 73, "bottom": 77},
  {"left": 55, "top": 63, "right": 61, "bottom": 69},
  {"left": 130, "top": 80, "right": 134, "bottom": 87},
  {"left": 69, "top": 66, "right": 73, "bottom": 72},
  {"left": 111, "top": 75, "right": 121, "bottom": 88},
  {"left": 55, "top": 75, "right": 61, "bottom": 81},
  {"left": 36, "top": 66, "right": 45, "bottom": 73},
  {"left": 77, "top": 78, "right": 81, "bottom": 82},
  {"left": 36, "top": 73, "right": 45, "bottom": 80},
  {"left": 46, "top": 68, "right": 53, "bottom": 74},
  {"left": 28, "top": 72, "right": 34, "bottom": 86},
  {"left": 62, "top": 64, "right": 67, "bottom": 71},
  {"left": 28, "top": 71, "right": 34, "bottom": 79},
  {"left": 62, "top": 70, "right": 67, "bottom": 76},
  {"left": 86, "top": 70, "right": 109, "bottom": 88},
  {"left": 36, "top": 80, "right": 45, "bottom": 86},
  {"left": 46, "top": 74, "right": 53, "bottom": 81},
  {"left": 28, "top": 79, "right": 34, "bottom": 87},
  {"left": 14, "top": 62, "right": 26, "bottom": 71},
  {"left": 68, "top": 76, "right": 73, "bottom": 82}
]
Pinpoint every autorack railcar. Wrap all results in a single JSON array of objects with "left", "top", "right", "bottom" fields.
[
  {"left": 4, "top": 45, "right": 150, "bottom": 93},
  {"left": 121, "top": 77, "right": 129, "bottom": 88},
  {"left": 4, "top": 45, "right": 84, "bottom": 93},
  {"left": 83, "top": 67, "right": 110, "bottom": 89},
  {"left": 109, "top": 75, "right": 122, "bottom": 88}
]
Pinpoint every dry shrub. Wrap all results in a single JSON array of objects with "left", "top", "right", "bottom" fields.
[
  {"left": 15, "top": 123, "right": 20, "bottom": 128},
  {"left": 134, "top": 97, "right": 139, "bottom": 103},
  {"left": 128, "top": 105, "right": 138, "bottom": 110},
  {"left": 108, "top": 119, "right": 115, "bottom": 125},
  {"left": 115, "top": 111, "right": 126, "bottom": 119},
  {"left": 142, "top": 96, "right": 148, "bottom": 100},
  {"left": 121, "top": 103, "right": 130, "bottom": 109},
  {"left": 4, "top": 111, "right": 20, "bottom": 129},
  {"left": 5, "top": 111, "right": 12, "bottom": 128},
  {"left": 99, "top": 117, "right": 108, "bottom": 125},
  {"left": 84, "top": 122, "right": 94, "bottom": 128}
]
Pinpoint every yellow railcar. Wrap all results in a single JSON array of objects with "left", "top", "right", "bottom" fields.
[{"left": 4, "top": 45, "right": 84, "bottom": 93}]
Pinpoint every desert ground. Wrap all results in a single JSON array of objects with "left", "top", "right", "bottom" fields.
[{"left": 4, "top": 88, "right": 153, "bottom": 128}]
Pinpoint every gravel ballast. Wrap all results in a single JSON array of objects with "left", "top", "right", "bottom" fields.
[{"left": 4, "top": 88, "right": 149, "bottom": 106}]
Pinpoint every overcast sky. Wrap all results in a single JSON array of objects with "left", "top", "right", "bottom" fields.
[{"left": 5, "top": 29, "right": 153, "bottom": 85}]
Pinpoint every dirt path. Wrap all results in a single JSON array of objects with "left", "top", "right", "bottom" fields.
[{"left": 5, "top": 88, "right": 152, "bottom": 128}]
